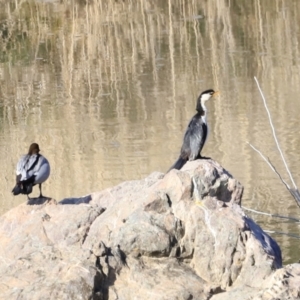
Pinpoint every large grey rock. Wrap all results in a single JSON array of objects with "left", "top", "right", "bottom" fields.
[
  {"left": 0, "top": 159, "right": 297, "bottom": 300},
  {"left": 0, "top": 199, "right": 102, "bottom": 299}
]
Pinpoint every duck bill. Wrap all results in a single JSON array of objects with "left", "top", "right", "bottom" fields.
[{"left": 213, "top": 91, "right": 220, "bottom": 97}]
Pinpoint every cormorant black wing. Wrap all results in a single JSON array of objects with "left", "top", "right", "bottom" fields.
[{"left": 180, "top": 115, "right": 207, "bottom": 160}]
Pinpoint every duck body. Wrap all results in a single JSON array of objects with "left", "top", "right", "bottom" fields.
[
  {"left": 12, "top": 143, "right": 50, "bottom": 197},
  {"left": 168, "top": 89, "right": 218, "bottom": 172}
]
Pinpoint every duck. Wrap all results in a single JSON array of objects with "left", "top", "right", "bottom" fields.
[
  {"left": 168, "top": 89, "right": 219, "bottom": 172},
  {"left": 12, "top": 143, "right": 50, "bottom": 198}
]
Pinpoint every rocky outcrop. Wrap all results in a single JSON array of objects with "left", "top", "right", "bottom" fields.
[{"left": 0, "top": 159, "right": 298, "bottom": 300}]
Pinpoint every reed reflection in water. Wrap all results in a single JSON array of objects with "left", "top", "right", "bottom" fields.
[{"left": 0, "top": 0, "right": 300, "bottom": 264}]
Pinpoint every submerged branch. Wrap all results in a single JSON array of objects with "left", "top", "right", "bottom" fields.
[
  {"left": 254, "top": 76, "right": 297, "bottom": 189},
  {"left": 289, "top": 188, "right": 300, "bottom": 207},
  {"left": 246, "top": 142, "right": 290, "bottom": 190},
  {"left": 242, "top": 206, "right": 300, "bottom": 222},
  {"left": 243, "top": 206, "right": 300, "bottom": 239},
  {"left": 248, "top": 77, "right": 300, "bottom": 207},
  {"left": 264, "top": 230, "right": 300, "bottom": 240}
]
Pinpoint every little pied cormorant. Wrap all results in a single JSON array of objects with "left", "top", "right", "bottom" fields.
[
  {"left": 12, "top": 143, "right": 50, "bottom": 198},
  {"left": 168, "top": 89, "right": 219, "bottom": 172}
]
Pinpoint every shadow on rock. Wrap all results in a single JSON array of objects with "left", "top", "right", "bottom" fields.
[
  {"left": 59, "top": 195, "right": 92, "bottom": 205},
  {"left": 27, "top": 197, "right": 55, "bottom": 205}
]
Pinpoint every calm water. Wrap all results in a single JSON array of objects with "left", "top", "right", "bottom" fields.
[{"left": 0, "top": 0, "right": 300, "bottom": 264}]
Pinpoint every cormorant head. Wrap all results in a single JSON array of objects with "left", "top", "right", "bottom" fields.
[
  {"left": 196, "top": 89, "right": 219, "bottom": 112},
  {"left": 28, "top": 143, "right": 40, "bottom": 155}
]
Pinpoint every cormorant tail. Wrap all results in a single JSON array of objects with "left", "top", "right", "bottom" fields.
[{"left": 167, "top": 156, "right": 187, "bottom": 173}]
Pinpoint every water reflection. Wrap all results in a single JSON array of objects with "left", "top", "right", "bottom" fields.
[{"left": 0, "top": 0, "right": 300, "bottom": 264}]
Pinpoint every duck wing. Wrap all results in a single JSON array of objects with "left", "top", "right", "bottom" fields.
[{"left": 16, "top": 154, "right": 41, "bottom": 181}]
